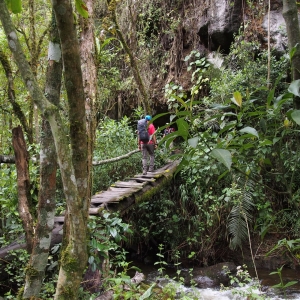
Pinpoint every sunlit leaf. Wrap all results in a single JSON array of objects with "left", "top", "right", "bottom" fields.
[
  {"left": 231, "top": 91, "right": 242, "bottom": 107},
  {"left": 75, "top": 0, "right": 89, "bottom": 18},
  {"left": 291, "top": 110, "right": 300, "bottom": 125},
  {"left": 210, "top": 149, "right": 232, "bottom": 170},
  {"left": 288, "top": 79, "right": 300, "bottom": 97},
  {"left": 109, "top": 228, "right": 117, "bottom": 238},
  {"left": 188, "top": 137, "right": 198, "bottom": 148},
  {"left": 284, "top": 118, "right": 290, "bottom": 127},
  {"left": 239, "top": 127, "right": 259, "bottom": 138}
]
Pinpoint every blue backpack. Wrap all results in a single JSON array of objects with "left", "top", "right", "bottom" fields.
[{"left": 137, "top": 119, "right": 150, "bottom": 143}]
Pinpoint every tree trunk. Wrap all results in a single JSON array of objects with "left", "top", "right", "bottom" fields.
[
  {"left": 0, "top": 1, "right": 90, "bottom": 299},
  {"left": 22, "top": 10, "right": 62, "bottom": 298},
  {"left": 78, "top": 0, "right": 100, "bottom": 286},
  {"left": 282, "top": 0, "right": 300, "bottom": 108},
  {"left": 79, "top": 0, "right": 97, "bottom": 206},
  {"left": 52, "top": 0, "right": 89, "bottom": 298},
  {"left": 12, "top": 126, "right": 34, "bottom": 253}
]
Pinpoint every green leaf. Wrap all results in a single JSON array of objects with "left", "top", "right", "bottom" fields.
[
  {"left": 289, "top": 44, "right": 298, "bottom": 60},
  {"left": 288, "top": 79, "right": 300, "bottom": 97},
  {"left": 176, "top": 118, "right": 189, "bottom": 140},
  {"left": 109, "top": 228, "right": 117, "bottom": 238},
  {"left": 231, "top": 91, "right": 242, "bottom": 107},
  {"left": 239, "top": 127, "right": 259, "bottom": 138},
  {"left": 259, "top": 139, "right": 273, "bottom": 146},
  {"left": 188, "top": 137, "right": 198, "bottom": 148},
  {"left": 272, "top": 283, "right": 283, "bottom": 288},
  {"left": 291, "top": 110, "right": 300, "bottom": 125},
  {"left": 217, "top": 170, "right": 229, "bottom": 181},
  {"left": 273, "top": 137, "right": 280, "bottom": 145},
  {"left": 284, "top": 281, "right": 298, "bottom": 288},
  {"left": 267, "top": 74, "right": 282, "bottom": 108},
  {"left": 10, "top": 0, "right": 22, "bottom": 13},
  {"left": 75, "top": 0, "right": 89, "bottom": 18},
  {"left": 210, "top": 149, "right": 232, "bottom": 170},
  {"left": 139, "top": 283, "right": 156, "bottom": 299}
]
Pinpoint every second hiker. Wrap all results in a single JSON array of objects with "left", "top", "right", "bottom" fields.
[{"left": 137, "top": 115, "right": 157, "bottom": 175}]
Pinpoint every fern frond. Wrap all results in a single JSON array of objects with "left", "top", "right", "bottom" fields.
[{"left": 227, "top": 178, "right": 255, "bottom": 250}]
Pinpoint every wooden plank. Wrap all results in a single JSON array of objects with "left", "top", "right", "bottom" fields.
[
  {"left": 89, "top": 207, "right": 102, "bottom": 215},
  {"left": 112, "top": 181, "right": 146, "bottom": 188},
  {"left": 91, "top": 198, "right": 120, "bottom": 204},
  {"left": 108, "top": 186, "right": 140, "bottom": 193},
  {"left": 91, "top": 195, "right": 120, "bottom": 203},
  {"left": 91, "top": 190, "right": 126, "bottom": 199},
  {"left": 131, "top": 176, "right": 156, "bottom": 182}
]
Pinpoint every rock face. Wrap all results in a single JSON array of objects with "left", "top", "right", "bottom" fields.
[
  {"left": 194, "top": 0, "right": 243, "bottom": 53},
  {"left": 261, "top": 11, "right": 288, "bottom": 55},
  {"left": 181, "top": 0, "right": 288, "bottom": 55}
]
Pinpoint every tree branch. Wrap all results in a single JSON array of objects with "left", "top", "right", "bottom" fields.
[{"left": 93, "top": 149, "right": 140, "bottom": 165}]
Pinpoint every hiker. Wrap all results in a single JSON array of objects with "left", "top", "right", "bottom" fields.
[
  {"left": 162, "top": 123, "right": 175, "bottom": 151},
  {"left": 137, "top": 115, "right": 157, "bottom": 175}
]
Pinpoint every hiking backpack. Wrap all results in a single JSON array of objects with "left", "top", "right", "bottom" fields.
[{"left": 137, "top": 119, "right": 150, "bottom": 143}]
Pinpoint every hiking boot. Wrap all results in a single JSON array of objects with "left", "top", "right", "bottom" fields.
[
  {"left": 142, "top": 170, "right": 147, "bottom": 175},
  {"left": 148, "top": 169, "right": 154, "bottom": 173}
]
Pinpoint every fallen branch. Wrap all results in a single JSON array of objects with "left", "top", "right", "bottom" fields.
[
  {"left": 92, "top": 149, "right": 140, "bottom": 166},
  {"left": 1, "top": 149, "right": 141, "bottom": 166}
]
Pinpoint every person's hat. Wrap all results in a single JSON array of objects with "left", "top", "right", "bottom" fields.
[{"left": 145, "top": 115, "right": 151, "bottom": 121}]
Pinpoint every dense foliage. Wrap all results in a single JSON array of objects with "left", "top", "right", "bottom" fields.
[{"left": 1, "top": 0, "right": 300, "bottom": 298}]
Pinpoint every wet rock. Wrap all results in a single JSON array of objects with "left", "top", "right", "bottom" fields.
[
  {"left": 95, "top": 290, "right": 113, "bottom": 300},
  {"left": 191, "top": 262, "right": 236, "bottom": 288}
]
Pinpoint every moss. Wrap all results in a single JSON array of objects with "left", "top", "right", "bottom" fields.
[
  {"left": 61, "top": 285, "right": 76, "bottom": 298},
  {"left": 24, "top": 264, "right": 39, "bottom": 278},
  {"left": 60, "top": 245, "right": 80, "bottom": 273},
  {"left": 97, "top": 206, "right": 105, "bottom": 213},
  {"left": 16, "top": 286, "right": 24, "bottom": 299},
  {"left": 135, "top": 176, "right": 172, "bottom": 203}
]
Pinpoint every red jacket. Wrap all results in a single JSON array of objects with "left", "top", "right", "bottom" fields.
[{"left": 140, "top": 123, "right": 156, "bottom": 144}]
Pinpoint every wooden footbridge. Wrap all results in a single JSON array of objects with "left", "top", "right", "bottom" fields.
[
  {"left": 54, "top": 160, "right": 179, "bottom": 225},
  {"left": 0, "top": 160, "right": 179, "bottom": 260}
]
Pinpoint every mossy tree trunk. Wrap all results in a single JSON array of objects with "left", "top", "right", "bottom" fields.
[
  {"left": 282, "top": 0, "right": 300, "bottom": 109},
  {"left": 0, "top": 1, "right": 90, "bottom": 299},
  {"left": 22, "top": 11, "right": 62, "bottom": 298},
  {"left": 52, "top": 0, "right": 89, "bottom": 297}
]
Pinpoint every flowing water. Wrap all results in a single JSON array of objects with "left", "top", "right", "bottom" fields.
[{"left": 130, "top": 261, "right": 300, "bottom": 299}]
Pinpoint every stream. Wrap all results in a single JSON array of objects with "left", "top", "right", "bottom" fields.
[{"left": 129, "top": 260, "right": 300, "bottom": 299}]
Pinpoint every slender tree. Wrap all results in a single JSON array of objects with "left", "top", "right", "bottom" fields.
[
  {"left": 282, "top": 0, "right": 300, "bottom": 108},
  {"left": 22, "top": 10, "right": 62, "bottom": 298},
  {"left": 0, "top": 1, "right": 90, "bottom": 299}
]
